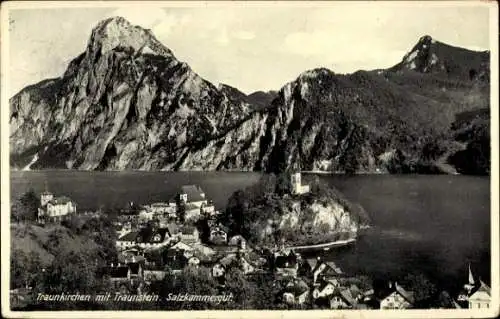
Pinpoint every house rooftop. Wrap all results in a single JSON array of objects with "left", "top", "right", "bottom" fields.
[
  {"left": 48, "top": 196, "right": 73, "bottom": 205},
  {"left": 180, "top": 185, "right": 206, "bottom": 202},
  {"left": 338, "top": 288, "right": 357, "bottom": 306},
  {"left": 394, "top": 283, "right": 415, "bottom": 304},
  {"left": 283, "top": 278, "right": 309, "bottom": 295},
  {"left": 306, "top": 258, "right": 319, "bottom": 270},
  {"left": 136, "top": 227, "right": 169, "bottom": 243},
  {"left": 473, "top": 280, "right": 491, "bottom": 295},
  {"left": 318, "top": 278, "right": 339, "bottom": 291},
  {"left": 118, "top": 231, "right": 139, "bottom": 242}
]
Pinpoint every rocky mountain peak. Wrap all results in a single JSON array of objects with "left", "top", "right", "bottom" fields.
[
  {"left": 418, "top": 35, "right": 434, "bottom": 45},
  {"left": 392, "top": 34, "right": 489, "bottom": 82},
  {"left": 87, "top": 16, "right": 173, "bottom": 57},
  {"left": 398, "top": 35, "right": 437, "bottom": 71}
]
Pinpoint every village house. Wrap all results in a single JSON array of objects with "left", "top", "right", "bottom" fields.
[
  {"left": 239, "top": 255, "right": 257, "bottom": 274},
  {"left": 311, "top": 259, "right": 343, "bottom": 285},
  {"left": 147, "top": 202, "right": 176, "bottom": 216},
  {"left": 290, "top": 172, "right": 310, "bottom": 195},
  {"left": 211, "top": 253, "right": 257, "bottom": 278},
  {"left": 312, "top": 278, "right": 340, "bottom": 299},
  {"left": 138, "top": 209, "right": 155, "bottom": 221},
  {"left": 190, "top": 243, "right": 217, "bottom": 264},
  {"left": 136, "top": 227, "right": 171, "bottom": 249},
  {"left": 212, "top": 263, "right": 226, "bottom": 278},
  {"left": 116, "top": 231, "right": 139, "bottom": 251},
  {"left": 122, "top": 247, "right": 144, "bottom": 258},
  {"left": 282, "top": 278, "right": 310, "bottom": 306},
  {"left": 178, "top": 225, "right": 200, "bottom": 244},
  {"left": 144, "top": 269, "right": 168, "bottom": 283},
  {"left": 188, "top": 255, "right": 201, "bottom": 267},
  {"left": 274, "top": 250, "right": 299, "bottom": 278},
  {"left": 379, "top": 282, "right": 415, "bottom": 309},
  {"left": 457, "top": 264, "right": 491, "bottom": 309},
  {"left": 228, "top": 235, "right": 247, "bottom": 250},
  {"left": 468, "top": 280, "right": 491, "bottom": 309},
  {"left": 329, "top": 288, "right": 358, "bottom": 309},
  {"left": 177, "top": 185, "right": 208, "bottom": 208},
  {"left": 170, "top": 240, "right": 194, "bottom": 252},
  {"left": 201, "top": 202, "right": 218, "bottom": 218},
  {"left": 37, "top": 191, "right": 77, "bottom": 223},
  {"left": 209, "top": 224, "right": 229, "bottom": 245},
  {"left": 116, "top": 222, "right": 133, "bottom": 238},
  {"left": 107, "top": 259, "right": 143, "bottom": 287},
  {"left": 166, "top": 223, "right": 180, "bottom": 238},
  {"left": 184, "top": 203, "right": 203, "bottom": 221}
]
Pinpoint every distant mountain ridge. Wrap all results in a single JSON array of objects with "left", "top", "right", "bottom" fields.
[{"left": 10, "top": 17, "right": 491, "bottom": 174}]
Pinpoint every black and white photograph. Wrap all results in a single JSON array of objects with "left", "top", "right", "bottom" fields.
[{"left": 1, "top": 1, "right": 498, "bottom": 317}]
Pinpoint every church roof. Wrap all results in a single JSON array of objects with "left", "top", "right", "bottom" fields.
[
  {"left": 180, "top": 185, "right": 205, "bottom": 202},
  {"left": 475, "top": 280, "right": 491, "bottom": 294},
  {"left": 48, "top": 196, "right": 73, "bottom": 205}
]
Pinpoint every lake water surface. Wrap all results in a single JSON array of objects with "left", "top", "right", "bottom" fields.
[{"left": 10, "top": 171, "right": 490, "bottom": 295}]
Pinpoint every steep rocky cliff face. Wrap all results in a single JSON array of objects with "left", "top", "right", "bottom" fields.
[
  {"left": 10, "top": 17, "right": 490, "bottom": 174},
  {"left": 10, "top": 17, "right": 254, "bottom": 170}
]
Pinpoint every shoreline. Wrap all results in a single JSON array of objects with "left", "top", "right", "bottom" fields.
[{"left": 284, "top": 237, "right": 356, "bottom": 252}]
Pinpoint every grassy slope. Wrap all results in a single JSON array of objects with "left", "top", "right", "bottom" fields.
[{"left": 10, "top": 223, "right": 99, "bottom": 266}]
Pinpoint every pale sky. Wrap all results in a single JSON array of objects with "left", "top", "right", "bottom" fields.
[{"left": 7, "top": 3, "right": 492, "bottom": 96}]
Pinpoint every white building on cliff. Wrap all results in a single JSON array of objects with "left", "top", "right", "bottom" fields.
[{"left": 291, "top": 172, "right": 310, "bottom": 195}]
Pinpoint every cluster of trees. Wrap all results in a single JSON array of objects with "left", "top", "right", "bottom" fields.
[
  {"left": 11, "top": 189, "right": 39, "bottom": 223},
  {"left": 448, "top": 111, "right": 490, "bottom": 175},
  {"left": 400, "top": 273, "right": 438, "bottom": 308},
  {"left": 147, "top": 266, "right": 286, "bottom": 310},
  {"left": 10, "top": 250, "right": 42, "bottom": 290}
]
